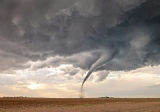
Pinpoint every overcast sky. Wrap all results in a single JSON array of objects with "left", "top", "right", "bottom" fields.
[{"left": 0, "top": 0, "right": 160, "bottom": 98}]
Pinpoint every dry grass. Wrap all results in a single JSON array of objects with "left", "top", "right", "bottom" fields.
[{"left": 0, "top": 98, "right": 160, "bottom": 112}]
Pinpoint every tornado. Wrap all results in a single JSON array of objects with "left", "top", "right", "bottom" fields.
[{"left": 80, "top": 50, "right": 116, "bottom": 98}]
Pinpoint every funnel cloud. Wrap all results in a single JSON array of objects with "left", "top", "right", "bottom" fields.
[{"left": 81, "top": 49, "right": 116, "bottom": 88}]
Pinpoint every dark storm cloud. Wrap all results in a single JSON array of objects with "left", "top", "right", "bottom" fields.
[
  {"left": 0, "top": 0, "right": 160, "bottom": 73},
  {"left": 94, "top": 71, "right": 110, "bottom": 82}
]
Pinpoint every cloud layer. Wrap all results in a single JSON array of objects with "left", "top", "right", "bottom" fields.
[{"left": 0, "top": 0, "right": 160, "bottom": 74}]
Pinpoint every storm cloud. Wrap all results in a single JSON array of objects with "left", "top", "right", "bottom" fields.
[{"left": 0, "top": 0, "right": 160, "bottom": 76}]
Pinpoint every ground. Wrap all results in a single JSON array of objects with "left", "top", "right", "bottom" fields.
[{"left": 0, "top": 98, "right": 160, "bottom": 112}]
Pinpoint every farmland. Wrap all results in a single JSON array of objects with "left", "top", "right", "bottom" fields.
[{"left": 0, "top": 98, "right": 160, "bottom": 112}]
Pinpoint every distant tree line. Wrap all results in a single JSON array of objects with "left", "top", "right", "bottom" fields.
[
  {"left": 99, "top": 96, "right": 114, "bottom": 98},
  {"left": 3, "top": 96, "right": 27, "bottom": 98}
]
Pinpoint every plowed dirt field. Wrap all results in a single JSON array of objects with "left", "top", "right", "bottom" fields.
[{"left": 0, "top": 98, "right": 160, "bottom": 112}]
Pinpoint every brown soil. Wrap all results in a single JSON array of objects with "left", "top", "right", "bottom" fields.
[{"left": 0, "top": 98, "right": 160, "bottom": 112}]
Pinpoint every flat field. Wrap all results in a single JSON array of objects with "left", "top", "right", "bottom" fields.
[{"left": 0, "top": 98, "right": 160, "bottom": 112}]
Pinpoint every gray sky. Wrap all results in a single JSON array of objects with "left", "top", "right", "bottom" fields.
[{"left": 0, "top": 0, "right": 160, "bottom": 98}]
